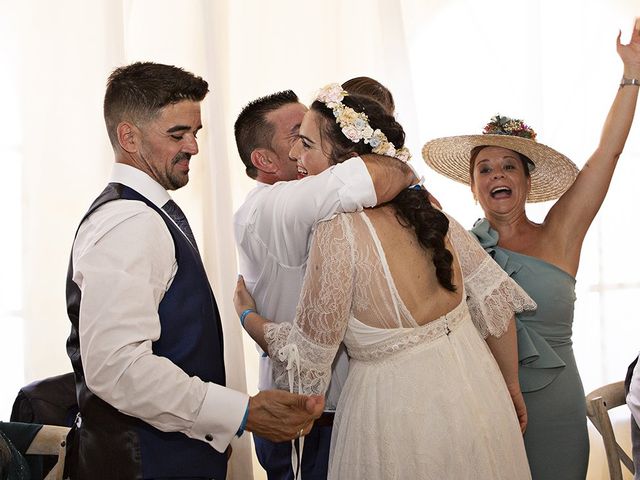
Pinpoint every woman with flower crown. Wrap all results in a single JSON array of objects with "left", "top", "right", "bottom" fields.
[
  {"left": 422, "top": 20, "right": 640, "bottom": 480},
  {"left": 235, "top": 85, "right": 534, "bottom": 479}
]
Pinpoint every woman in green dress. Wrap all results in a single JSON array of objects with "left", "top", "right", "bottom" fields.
[{"left": 422, "top": 20, "right": 640, "bottom": 479}]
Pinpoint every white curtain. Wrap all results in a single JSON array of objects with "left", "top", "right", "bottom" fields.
[
  {"left": 14, "top": 0, "right": 259, "bottom": 475},
  {"left": 6, "top": 1, "right": 640, "bottom": 478}
]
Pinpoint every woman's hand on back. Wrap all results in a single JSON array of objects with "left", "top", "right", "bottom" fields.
[{"left": 234, "top": 275, "right": 256, "bottom": 316}]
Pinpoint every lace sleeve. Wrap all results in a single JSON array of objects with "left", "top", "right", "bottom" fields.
[
  {"left": 263, "top": 214, "right": 355, "bottom": 395},
  {"left": 447, "top": 215, "right": 536, "bottom": 338}
]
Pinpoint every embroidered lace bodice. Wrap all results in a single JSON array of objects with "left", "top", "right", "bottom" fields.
[{"left": 264, "top": 210, "right": 535, "bottom": 395}]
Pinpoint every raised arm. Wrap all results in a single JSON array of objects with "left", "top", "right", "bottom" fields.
[
  {"left": 236, "top": 215, "right": 356, "bottom": 395},
  {"left": 548, "top": 19, "right": 640, "bottom": 257}
]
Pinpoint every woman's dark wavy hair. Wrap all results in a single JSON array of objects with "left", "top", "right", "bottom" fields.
[{"left": 311, "top": 94, "right": 455, "bottom": 292}]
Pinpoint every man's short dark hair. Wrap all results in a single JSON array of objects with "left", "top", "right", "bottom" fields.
[
  {"left": 104, "top": 61, "right": 209, "bottom": 148},
  {"left": 234, "top": 90, "right": 299, "bottom": 179}
]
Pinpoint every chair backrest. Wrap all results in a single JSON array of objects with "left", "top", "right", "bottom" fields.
[
  {"left": 11, "top": 372, "right": 77, "bottom": 427},
  {"left": 586, "top": 380, "right": 635, "bottom": 480},
  {"left": 26, "top": 425, "right": 70, "bottom": 480}
]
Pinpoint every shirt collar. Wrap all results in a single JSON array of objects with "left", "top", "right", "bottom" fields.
[{"left": 110, "top": 163, "right": 172, "bottom": 208}]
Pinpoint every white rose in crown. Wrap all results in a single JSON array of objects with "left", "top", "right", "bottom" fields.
[
  {"left": 384, "top": 144, "right": 396, "bottom": 157},
  {"left": 395, "top": 149, "right": 411, "bottom": 162},
  {"left": 315, "top": 81, "right": 413, "bottom": 163},
  {"left": 339, "top": 108, "right": 358, "bottom": 125},
  {"left": 342, "top": 125, "right": 362, "bottom": 142},
  {"left": 317, "top": 83, "right": 345, "bottom": 106}
]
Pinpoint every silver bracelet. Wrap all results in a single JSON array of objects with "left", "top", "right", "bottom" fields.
[{"left": 620, "top": 77, "right": 640, "bottom": 87}]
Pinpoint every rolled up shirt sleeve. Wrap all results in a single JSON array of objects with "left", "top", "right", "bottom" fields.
[
  {"left": 73, "top": 200, "right": 248, "bottom": 452},
  {"left": 330, "top": 156, "right": 378, "bottom": 211}
]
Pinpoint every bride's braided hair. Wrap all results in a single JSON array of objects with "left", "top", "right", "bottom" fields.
[{"left": 311, "top": 94, "right": 456, "bottom": 292}]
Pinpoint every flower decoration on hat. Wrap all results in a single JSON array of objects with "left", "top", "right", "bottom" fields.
[
  {"left": 315, "top": 83, "right": 411, "bottom": 163},
  {"left": 421, "top": 113, "right": 579, "bottom": 202},
  {"left": 483, "top": 114, "right": 537, "bottom": 140}
]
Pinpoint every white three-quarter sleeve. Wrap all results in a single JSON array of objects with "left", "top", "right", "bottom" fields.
[
  {"left": 447, "top": 214, "right": 536, "bottom": 338},
  {"left": 263, "top": 215, "right": 356, "bottom": 395}
]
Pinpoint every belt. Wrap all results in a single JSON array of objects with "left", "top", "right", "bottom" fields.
[{"left": 314, "top": 412, "right": 334, "bottom": 428}]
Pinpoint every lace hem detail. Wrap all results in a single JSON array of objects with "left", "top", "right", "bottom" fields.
[
  {"left": 346, "top": 300, "right": 467, "bottom": 362},
  {"left": 465, "top": 257, "right": 537, "bottom": 338},
  {"left": 264, "top": 322, "right": 335, "bottom": 395}
]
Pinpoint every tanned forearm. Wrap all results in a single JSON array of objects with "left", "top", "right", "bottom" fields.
[
  {"left": 485, "top": 317, "right": 528, "bottom": 432},
  {"left": 360, "top": 154, "right": 416, "bottom": 204},
  {"left": 485, "top": 317, "right": 519, "bottom": 387}
]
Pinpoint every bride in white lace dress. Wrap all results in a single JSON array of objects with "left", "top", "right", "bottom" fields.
[{"left": 235, "top": 84, "right": 533, "bottom": 479}]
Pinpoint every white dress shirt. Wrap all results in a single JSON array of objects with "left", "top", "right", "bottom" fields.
[
  {"left": 72, "top": 163, "right": 248, "bottom": 453},
  {"left": 233, "top": 157, "right": 376, "bottom": 410},
  {"left": 629, "top": 359, "right": 640, "bottom": 420},
  {"left": 628, "top": 355, "right": 640, "bottom": 480}
]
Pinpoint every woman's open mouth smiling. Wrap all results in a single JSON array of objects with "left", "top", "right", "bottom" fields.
[
  {"left": 297, "top": 164, "right": 308, "bottom": 179},
  {"left": 490, "top": 186, "right": 512, "bottom": 199}
]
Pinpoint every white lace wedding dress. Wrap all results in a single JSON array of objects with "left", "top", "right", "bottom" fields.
[{"left": 264, "top": 210, "right": 534, "bottom": 479}]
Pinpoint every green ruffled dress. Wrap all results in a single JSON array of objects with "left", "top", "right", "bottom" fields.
[{"left": 471, "top": 219, "right": 589, "bottom": 480}]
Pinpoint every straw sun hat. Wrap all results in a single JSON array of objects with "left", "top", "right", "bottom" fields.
[{"left": 422, "top": 115, "right": 579, "bottom": 203}]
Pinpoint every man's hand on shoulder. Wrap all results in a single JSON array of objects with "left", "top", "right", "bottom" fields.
[{"left": 245, "top": 390, "right": 325, "bottom": 441}]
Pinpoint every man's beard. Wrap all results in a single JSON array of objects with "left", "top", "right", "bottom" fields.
[{"left": 165, "top": 152, "right": 191, "bottom": 190}]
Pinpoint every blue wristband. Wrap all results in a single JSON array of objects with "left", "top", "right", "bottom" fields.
[
  {"left": 236, "top": 401, "right": 249, "bottom": 437},
  {"left": 239, "top": 308, "right": 255, "bottom": 328}
]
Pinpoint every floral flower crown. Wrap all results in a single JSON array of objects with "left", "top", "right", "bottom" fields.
[
  {"left": 315, "top": 83, "right": 411, "bottom": 163},
  {"left": 483, "top": 114, "right": 537, "bottom": 140}
]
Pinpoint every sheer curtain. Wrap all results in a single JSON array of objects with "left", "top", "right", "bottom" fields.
[
  {"left": 14, "top": 0, "right": 256, "bottom": 476},
  {"left": 5, "top": 0, "right": 640, "bottom": 479}
]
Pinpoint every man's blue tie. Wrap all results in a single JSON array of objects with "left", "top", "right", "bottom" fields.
[{"left": 162, "top": 199, "right": 199, "bottom": 253}]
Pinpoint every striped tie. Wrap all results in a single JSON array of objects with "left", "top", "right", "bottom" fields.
[{"left": 162, "top": 199, "right": 199, "bottom": 253}]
